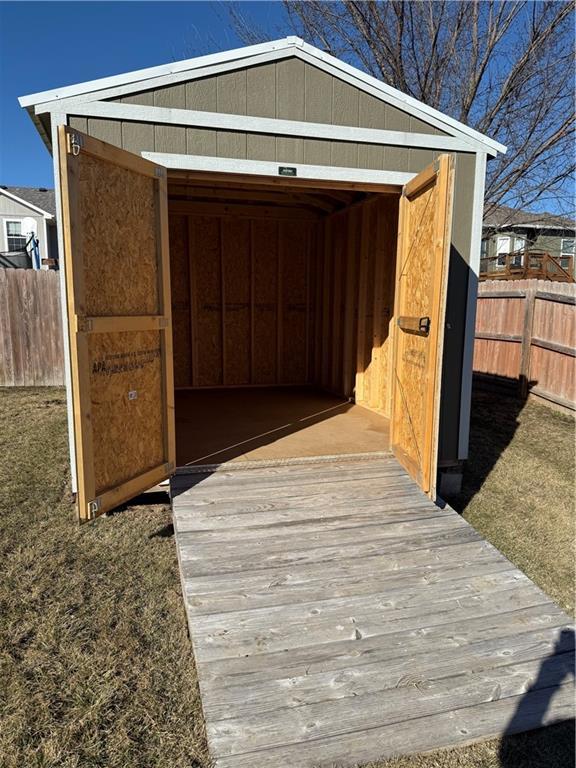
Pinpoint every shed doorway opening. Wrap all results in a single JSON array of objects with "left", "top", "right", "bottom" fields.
[
  {"left": 57, "top": 125, "right": 453, "bottom": 522},
  {"left": 167, "top": 175, "right": 399, "bottom": 466}
]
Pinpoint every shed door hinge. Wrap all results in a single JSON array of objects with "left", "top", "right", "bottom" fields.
[
  {"left": 67, "top": 132, "right": 83, "bottom": 156},
  {"left": 87, "top": 498, "right": 101, "bottom": 519}
]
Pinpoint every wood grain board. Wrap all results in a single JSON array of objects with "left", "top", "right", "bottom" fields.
[
  {"left": 0, "top": 268, "right": 64, "bottom": 386},
  {"left": 475, "top": 280, "right": 576, "bottom": 410},
  {"left": 172, "top": 454, "right": 574, "bottom": 767}
]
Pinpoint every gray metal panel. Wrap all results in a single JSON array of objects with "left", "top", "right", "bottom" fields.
[{"left": 439, "top": 152, "right": 476, "bottom": 464}]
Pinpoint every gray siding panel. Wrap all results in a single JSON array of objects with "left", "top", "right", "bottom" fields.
[
  {"left": 155, "top": 85, "right": 185, "bottom": 155},
  {"left": 122, "top": 121, "right": 155, "bottom": 153},
  {"left": 106, "top": 59, "right": 449, "bottom": 141},
  {"left": 439, "top": 152, "right": 476, "bottom": 464},
  {"left": 186, "top": 77, "right": 217, "bottom": 156},
  {"left": 68, "top": 116, "right": 87, "bottom": 132},
  {"left": 276, "top": 136, "right": 303, "bottom": 164},
  {"left": 246, "top": 133, "right": 275, "bottom": 161},
  {"left": 247, "top": 64, "right": 276, "bottom": 117},
  {"left": 304, "top": 66, "right": 333, "bottom": 123},
  {"left": 303, "top": 138, "right": 332, "bottom": 165},
  {"left": 87, "top": 118, "right": 122, "bottom": 146}
]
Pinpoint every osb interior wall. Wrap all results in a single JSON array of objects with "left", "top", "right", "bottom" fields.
[
  {"left": 169, "top": 210, "right": 315, "bottom": 388},
  {"left": 313, "top": 196, "right": 399, "bottom": 417}
]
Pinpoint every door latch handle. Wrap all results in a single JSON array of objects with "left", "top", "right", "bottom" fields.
[{"left": 397, "top": 316, "right": 431, "bottom": 336}]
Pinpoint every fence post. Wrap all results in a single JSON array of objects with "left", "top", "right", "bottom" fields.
[{"left": 519, "top": 283, "right": 536, "bottom": 398}]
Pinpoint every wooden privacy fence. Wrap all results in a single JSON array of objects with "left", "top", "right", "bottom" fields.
[
  {"left": 474, "top": 279, "right": 576, "bottom": 412},
  {"left": 0, "top": 268, "right": 65, "bottom": 386}
]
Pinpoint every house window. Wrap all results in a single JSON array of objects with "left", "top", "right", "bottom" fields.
[
  {"left": 560, "top": 238, "right": 575, "bottom": 273},
  {"left": 5, "top": 220, "right": 28, "bottom": 252},
  {"left": 496, "top": 236, "right": 510, "bottom": 266},
  {"left": 511, "top": 237, "right": 525, "bottom": 267}
]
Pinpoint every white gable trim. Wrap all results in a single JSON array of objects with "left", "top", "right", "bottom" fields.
[
  {"left": 0, "top": 188, "right": 54, "bottom": 219},
  {"left": 19, "top": 36, "right": 505, "bottom": 156},
  {"left": 295, "top": 42, "right": 506, "bottom": 155},
  {"left": 67, "top": 100, "right": 476, "bottom": 153},
  {"left": 19, "top": 38, "right": 298, "bottom": 108},
  {"left": 30, "top": 49, "right": 296, "bottom": 115}
]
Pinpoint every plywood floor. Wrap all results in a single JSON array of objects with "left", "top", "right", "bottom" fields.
[
  {"left": 175, "top": 387, "right": 390, "bottom": 465},
  {"left": 172, "top": 454, "right": 574, "bottom": 768}
]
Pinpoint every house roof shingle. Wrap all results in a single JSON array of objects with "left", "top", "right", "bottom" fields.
[
  {"left": 0, "top": 186, "right": 56, "bottom": 217},
  {"left": 483, "top": 204, "right": 575, "bottom": 231}
]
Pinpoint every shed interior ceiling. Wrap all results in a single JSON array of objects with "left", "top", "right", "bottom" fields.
[
  {"left": 167, "top": 177, "right": 373, "bottom": 218},
  {"left": 167, "top": 174, "right": 400, "bottom": 464}
]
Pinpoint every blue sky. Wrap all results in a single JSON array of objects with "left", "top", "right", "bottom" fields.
[{"left": 0, "top": 2, "right": 286, "bottom": 187}]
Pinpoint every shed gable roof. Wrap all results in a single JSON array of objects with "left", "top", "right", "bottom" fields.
[{"left": 19, "top": 37, "right": 505, "bottom": 157}]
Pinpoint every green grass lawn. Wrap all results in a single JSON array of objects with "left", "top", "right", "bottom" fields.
[{"left": 0, "top": 386, "right": 573, "bottom": 768}]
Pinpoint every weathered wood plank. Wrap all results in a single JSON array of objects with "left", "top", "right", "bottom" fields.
[
  {"left": 202, "top": 627, "right": 574, "bottom": 720},
  {"left": 174, "top": 489, "right": 432, "bottom": 528},
  {"left": 214, "top": 684, "right": 574, "bottom": 768},
  {"left": 171, "top": 455, "right": 574, "bottom": 768},
  {"left": 185, "top": 557, "right": 512, "bottom": 615},
  {"left": 208, "top": 653, "right": 575, "bottom": 756},
  {"left": 178, "top": 497, "right": 452, "bottom": 543},
  {"left": 200, "top": 602, "right": 569, "bottom": 688},
  {"left": 180, "top": 525, "right": 483, "bottom": 578},
  {"left": 190, "top": 578, "right": 543, "bottom": 661}
]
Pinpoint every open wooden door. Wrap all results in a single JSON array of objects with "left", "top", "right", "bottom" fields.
[
  {"left": 390, "top": 154, "right": 454, "bottom": 499},
  {"left": 58, "top": 126, "right": 175, "bottom": 523}
]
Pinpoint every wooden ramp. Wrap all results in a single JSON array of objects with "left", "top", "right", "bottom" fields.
[{"left": 171, "top": 454, "right": 574, "bottom": 768}]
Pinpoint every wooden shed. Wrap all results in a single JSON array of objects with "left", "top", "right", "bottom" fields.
[{"left": 19, "top": 38, "right": 506, "bottom": 522}]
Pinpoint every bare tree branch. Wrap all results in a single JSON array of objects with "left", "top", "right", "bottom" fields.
[{"left": 228, "top": 0, "right": 575, "bottom": 216}]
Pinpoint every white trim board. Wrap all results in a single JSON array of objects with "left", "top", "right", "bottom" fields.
[
  {"left": 294, "top": 42, "right": 505, "bottom": 155},
  {"left": 0, "top": 187, "right": 53, "bottom": 218},
  {"left": 458, "top": 151, "right": 487, "bottom": 461},
  {"left": 30, "top": 49, "right": 296, "bottom": 116},
  {"left": 66, "top": 101, "right": 476, "bottom": 153},
  {"left": 19, "top": 37, "right": 505, "bottom": 157},
  {"left": 50, "top": 112, "right": 78, "bottom": 494},
  {"left": 142, "top": 153, "right": 415, "bottom": 187},
  {"left": 19, "top": 38, "right": 298, "bottom": 107}
]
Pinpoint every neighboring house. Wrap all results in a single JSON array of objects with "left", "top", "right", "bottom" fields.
[
  {"left": 0, "top": 186, "right": 58, "bottom": 269},
  {"left": 481, "top": 204, "right": 575, "bottom": 280}
]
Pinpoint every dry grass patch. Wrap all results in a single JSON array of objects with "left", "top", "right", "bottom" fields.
[
  {"left": 0, "top": 388, "right": 210, "bottom": 768},
  {"left": 1, "top": 386, "right": 573, "bottom": 768},
  {"left": 454, "top": 388, "right": 575, "bottom": 616}
]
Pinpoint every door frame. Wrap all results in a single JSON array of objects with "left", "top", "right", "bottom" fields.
[{"left": 52, "top": 139, "right": 483, "bottom": 495}]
